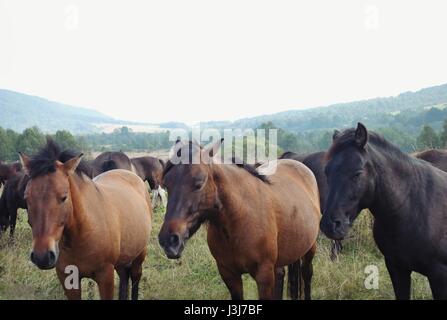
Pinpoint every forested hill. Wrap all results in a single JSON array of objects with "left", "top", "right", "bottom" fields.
[
  {"left": 2, "top": 83, "right": 447, "bottom": 137},
  {"left": 0, "top": 89, "right": 126, "bottom": 133},
  {"left": 200, "top": 83, "right": 447, "bottom": 135}
]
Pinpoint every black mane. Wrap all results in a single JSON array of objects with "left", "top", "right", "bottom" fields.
[
  {"left": 231, "top": 157, "right": 270, "bottom": 184},
  {"left": 327, "top": 128, "right": 411, "bottom": 163},
  {"left": 163, "top": 141, "right": 270, "bottom": 183},
  {"left": 27, "top": 139, "right": 92, "bottom": 179}
]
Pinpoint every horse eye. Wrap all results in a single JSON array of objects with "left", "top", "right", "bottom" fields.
[
  {"left": 61, "top": 195, "right": 68, "bottom": 203},
  {"left": 352, "top": 171, "right": 362, "bottom": 180},
  {"left": 194, "top": 182, "right": 204, "bottom": 191}
]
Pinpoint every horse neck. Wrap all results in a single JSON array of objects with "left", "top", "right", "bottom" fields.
[
  {"left": 208, "top": 164, "right": 254, "bottom": 230},
  {"left": 367, "top": 144, "right": 418, "bottom": 221},
  {"left": 0, "top": 163, "right": 10, "bottom": 178},
  {"left": 63, "top": 174, "right": 95, "bottom": 246}
]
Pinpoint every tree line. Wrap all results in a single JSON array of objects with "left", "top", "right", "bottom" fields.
[
  {"left": 0, "top": 126, "right": 172, "bottom": 161},
  {"left": 1, "top": 121, "right": 447, "bottom": 162}
]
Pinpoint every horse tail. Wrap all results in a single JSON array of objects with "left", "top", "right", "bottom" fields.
[
  {"left": 101, "top": 159, "right": 118, "bottom": 173},
  {"left": 287, "top": 260, "right": 302, "bottom": 300},
  {"left": 158, "top": 158, "right": 166, "bottom": 169}
]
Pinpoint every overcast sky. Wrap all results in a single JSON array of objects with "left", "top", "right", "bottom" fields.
[{"left": 1, "top": 0, "right": 447, "bottom": 124}]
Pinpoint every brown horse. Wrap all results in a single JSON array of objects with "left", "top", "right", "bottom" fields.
[
  {"left": 158, "top": 140, "right": 320, "bottom": 300},
  {"left": 131, "top": 156, "right": 167, "bottom": 207},
  {"left": 90, "top": 151, "right": 132, "bottom": 177},
  {"left": 413, "top": 149, "right": 447, "bottom": 172},
  {"left": 20, "top": 140, "right": 152, "bottom": 300},
  {"left": 279, "top": 150, "right": 342, "bottom": 260}
]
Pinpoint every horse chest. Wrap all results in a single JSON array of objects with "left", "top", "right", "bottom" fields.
[
  {"left": 207, "top": 226, "right": 264, "bottom": 273},
  {"left": 373, "top": 218, "right": 434, "bottom": 272}
]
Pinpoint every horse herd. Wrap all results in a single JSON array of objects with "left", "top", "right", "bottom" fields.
[{"left": 1, "top": 123, "right": 447, "bottom": 300}]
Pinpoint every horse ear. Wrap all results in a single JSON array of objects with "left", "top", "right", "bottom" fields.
[
  {"left": 332, "top": 130, "right": 340, "bottom": 141},
  {"left": 206, "top": 138, "right": 224, "bottom": 158},
  {"left": 63, "top": 153, "right": 84, "bottom": 175},
  {"left": 18, "top": 152, "right": 31, "bottom": 176},
  {"left": 355, "top": 123, "right": 368, "bottom": 149}
]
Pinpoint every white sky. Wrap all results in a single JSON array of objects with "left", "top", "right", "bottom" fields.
[{"left": 1, "top": 0, "right": 447, "bottom": 124}]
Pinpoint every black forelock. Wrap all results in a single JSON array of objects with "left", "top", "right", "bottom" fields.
[{"left": 27, "top": 139, "right": 91, "bottom": 179}]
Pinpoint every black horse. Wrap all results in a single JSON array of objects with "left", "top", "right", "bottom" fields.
[
  {"left": 321, "top": 123, "right": 447, "bottom": 300},
  {"left": 0, "top": 172, "right": 28, "bottom": 238},
  {"left": 279, "top": 150, "right": 342, "bottom": 260}
]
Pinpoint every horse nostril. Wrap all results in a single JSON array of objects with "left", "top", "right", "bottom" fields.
[
  {"left": 169, "top": 234, "right": 180, "bottom": 247},
  {"left": 48, "top": 250, "right": 56, "bottom": 264},
  {"left": 30, "top": 252, "right": 35, "bottom": 263},
  {"left": 333, "top": 220, "right": 342, "bottom": 231}
]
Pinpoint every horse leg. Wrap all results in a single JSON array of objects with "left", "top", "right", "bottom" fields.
[
  {"left": 287, "top": 260, "right": 301, "bottom": 300},
  {"left": 8, "top": 205, "right": 18, "bottom": 240},
  {"left": 253, "top": 263, "right": 275, "bottom": 300},
  {"left": 95, "top": 264, "right": 115, "bottom": 300},
  {"left": 151, "top": 189, "right": 158, "bottom": 209},
  {"left": 385, "top": 258, "right": 411, "bottom": 300},
  {"left": 428, "top": 269, "right": 447, "bottom": 299},
  {"left": 159, "top": 187, "right": 167, "bottom": 207},
  {"left": 217, "top": 264, "right": 244, "bottom": 300},
  {"left": 302, "top": 243, "right": 316, "bottom": 300},
  {"left": 274, "top": 267, "right": 285, "bottom": 300},
  {"left": 330, "top": 240, "right": 343, "bottom": 261},
  {"left": 56, "top": 268, "right": 82, "bottom": 300},
  {"left": 116, "top": 266, "right": 130, "bottom": 300},
  {"left": 130, "top": 249, "right": 146, "bottom": 300}
]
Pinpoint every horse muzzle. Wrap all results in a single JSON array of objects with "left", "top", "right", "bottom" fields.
[
  {"left": 30, "top": 240, "right": 59, "bottom": 270},
  {"left": 30, "top": 249, "right": 58, "bottom": 270},
  {"left": 320, "top": 215, "right": 350, "bottom": 241},
  {"left": 159, "top": 232, "right": 185, "bottom": 259}
]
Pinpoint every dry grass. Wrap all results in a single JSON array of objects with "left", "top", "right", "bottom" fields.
[{"left": 0, "top": 208, "right": 433, "bottom": 300}]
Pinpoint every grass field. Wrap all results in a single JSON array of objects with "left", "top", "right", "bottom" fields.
[{"left": 0, "top": 207, "right": 433, "bottom": 300}]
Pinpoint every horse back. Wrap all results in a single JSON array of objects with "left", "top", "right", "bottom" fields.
[
  {"left": 263, "top": 159, "right": 321, "bottom": 265},
  {"left": 269, "top": 159, "right": 320, "bottom": 210},
  {"left": 92, "top": 169, "right": 152, "bottom": 265}
]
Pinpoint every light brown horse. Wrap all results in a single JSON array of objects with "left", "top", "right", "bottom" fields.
[
  {"left": 20, "top": 140, "right": 152, "bottom": 300},
  {"left": 158, "top": 140, "right": 320, "bottom": 300}
]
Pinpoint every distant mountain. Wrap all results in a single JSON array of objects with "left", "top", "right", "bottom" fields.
[
  {"left": 200, "top": 83, "right": 447, "bottom": 135},
  {"left": 0, "top": 89, "right": 132, "bottom": 133},
  {"left": 3, "top": 82, "right": 447, "bottom": 136}
]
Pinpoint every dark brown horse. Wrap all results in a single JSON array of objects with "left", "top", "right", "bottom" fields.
[
  {"left": 279, "top": 150, "right": 342, "bottom": 260},
  {"left": 0, "top": 172, "right": 28, "bottom": 238},
  {"left": 413, "top": 149, "right": 447, "bottom": 172},
  {"left": 20, "top": 140, "right": 152, "bottom": 300},
  {"left": 321, "top": 123, "right": 447, "bottom": 299},
  {"left": 0, "top": 161, "right": 22, "bottom": 187},
  {"left": 90, "top": 151, "right": 132, "bottom": 177},
  {"left": 131, "top": 156, "right": 167, "bottom": 207},
  {"left": 159, "top": 140, "right": 320, "bottom": 300}
]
